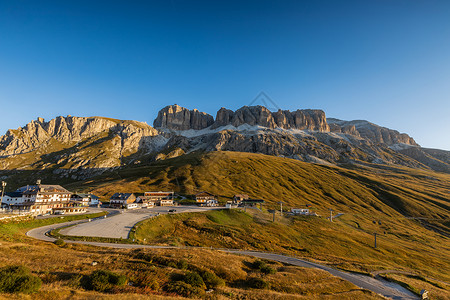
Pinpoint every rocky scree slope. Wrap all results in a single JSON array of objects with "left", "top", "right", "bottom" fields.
[{"left": 0, "top": 104, "right": 449, "bottom": 181}]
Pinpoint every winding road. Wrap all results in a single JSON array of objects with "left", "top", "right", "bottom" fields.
[{"left": 27, "top": 207, "right": 419, "bottom": 300}]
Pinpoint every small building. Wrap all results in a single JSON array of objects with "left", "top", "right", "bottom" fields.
[
  {"left": 226, "top": 201, "right": 238, "bottom": 209},
  {"left": 195, "top": 191, "right": 218, "bottom": 207},
  {"left": 136, "top": 196, "right": 156, "bottom": 208},
  {"left": 144, "top": 191, "right": 174, "bottom": 206},
  {"left": 1, "top": 192, "right": 24, "bottom": 206},
  {"left": 291, "top": 208, "right": 310, "bottom": 215},
  {"left": 240, "top": 199, "right": 264, "bottom": 209},
  {"left": 53, "top": 201, "right": 88, "bottom": 214},
  {"left": 109, "top": 193, "right": 136, "bottom": 208},
  {"left": 70, "top": 193, "right": 91, "bottom": 206},
  {"left": 125, "top": 203, "right": 139, "bottom": 210},
  {"left": 233, "top": 194, "right": 249, "bottom": 204},
  {"left": 158, "top": 198, "right": 174, "bottom": 206}
]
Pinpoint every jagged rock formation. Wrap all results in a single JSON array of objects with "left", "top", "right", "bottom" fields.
[
  {"left": 271, "top": 109, "right": 329, "bottom": 131},
  {"left": 0, "top": 116, "right": 165, "bottom": 178},
  {"left": 327, "top": 118, "right": 417, "bottom": 146},
  {"left": 0, "top": 104, "right": 448, "bottom": 182},
  {"left": 212, "top": 106, "right": 329, "bottom": 132},
  {"left": 153, "top": 104, "right": 214, "bottom": 130}
]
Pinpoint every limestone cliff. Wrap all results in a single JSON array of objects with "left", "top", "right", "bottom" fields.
[
  {"left": 212, "top": 106, "right": 329, "bottom": 131},
  {"left": 153, "top": 104, "right": 214, "bottom": 130},
  {"left": 327, "top": 118, "right": 418, "bottom": 146}
]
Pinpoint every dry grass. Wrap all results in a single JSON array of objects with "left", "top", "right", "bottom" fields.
[
  {"left": 134, "top": 208, "right": 449, "bottom": 284},
  {"left": 379, "top": 273, "right": 450, "bottom": 300},
  {"left": 0, "top": 237, "right": 381, "bottom": 299}
]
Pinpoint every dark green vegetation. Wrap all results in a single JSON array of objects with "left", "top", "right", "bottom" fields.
[
  {"left": 0, "top": 265, "right": 42, "bottom": 294},
  {"left": 83, "top": 270, "right": 127, "bottom": 292}
]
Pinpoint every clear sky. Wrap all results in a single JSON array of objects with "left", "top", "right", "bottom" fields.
[{"left": 0, "top": 0, "right": 449, "bottom": 150}]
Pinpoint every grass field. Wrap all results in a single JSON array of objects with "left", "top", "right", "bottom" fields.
[
  {"left": 1, "top": 150, "right": 449, "bottom": 298},
  {"left": 0, "top": 214, "right": 383, "bottom": 299}
]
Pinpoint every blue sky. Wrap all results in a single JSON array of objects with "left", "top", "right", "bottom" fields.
[{"left": 0, "top": 0, "right": 449, "bottom": 150}]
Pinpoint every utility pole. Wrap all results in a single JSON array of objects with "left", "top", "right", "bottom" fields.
[
  {"left": 373, "top": 220, "right": 382, "bottom": 248},
  {"left": 272, "top": 210, "right": 275, "bottom": 222},
  {"left": 278, "top": 201, "right": 284, "bottom": 215},
  {"left": 0, "top": 181, "right": 6, "bottom": 211}
]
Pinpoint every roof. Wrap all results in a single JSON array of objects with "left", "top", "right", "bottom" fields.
[
  {"left": 110, "top": 193, "right": 135, "bottom": 200},
  {"left": 72, "top": 193, "right": 99, "bottom": 199},
  {"left": 145, "top": 191, "right": 174, "bottom": 195},
  {"left": 136, "top": 196, "right": 156, "bottom": 202},
  {"left": 5, "top": 192, "right": 23, "bottom": 198},
  {"left": 234, "top": 194, "right": 249, "bottom": 199},
  {"left": 195, "top": 191, "right": 215, "bottom": 197},
  {"left": 22, "top": 184, "right": 71, "bottom": 195},
  {"left": 242, "top": 199, "right": 265, "bottom": 203}
]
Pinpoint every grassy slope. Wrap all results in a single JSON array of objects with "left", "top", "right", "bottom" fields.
[
  {"left": 68, "top": 152, "right": 449, "bottom": 283},
  {"left": 0, "top": 216, "right": 379, "bottom": 299}
]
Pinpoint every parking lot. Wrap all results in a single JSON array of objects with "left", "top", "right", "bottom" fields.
[{"left": 59, "top": 205, "right": 221, "bottom": 239}]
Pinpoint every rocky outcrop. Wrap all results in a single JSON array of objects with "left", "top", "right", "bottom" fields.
[
  {"left": 0, "top": 116, "right": 160, "bottom": 157},
  {"left": 153, "top": 104, "right": 214, "bottom": 130},
  {"left": 272, "top": 109, "right": 329, "bottom": 131},
  {"left": 212, "top": 106, "right": 329, "bottom": 131},
  {"left": 327, "top": 118, "right": 417, "bottom": 146}
]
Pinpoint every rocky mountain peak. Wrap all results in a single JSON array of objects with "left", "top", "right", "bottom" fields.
[
  {"left": 153, "top": 104, "right": 214, "bottom": 131},
  {"left": 0, "top": 116, "right": 159, "bottom": 157},
  {"left": 327, "top": 118, "right": 418, "bottom": 146}
]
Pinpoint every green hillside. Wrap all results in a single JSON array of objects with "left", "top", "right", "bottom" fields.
[{"left": 67, "top": 152, "right": 449, "bottom": 281}]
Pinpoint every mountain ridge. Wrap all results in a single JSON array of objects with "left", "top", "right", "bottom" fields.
[{"left": 0, "top": 104, "right": 448, "bottom": 180}]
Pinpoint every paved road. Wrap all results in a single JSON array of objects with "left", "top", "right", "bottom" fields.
[
  {"left": 26, "top": 208, "right": 419, "bottom": 300},
  {"left": 60, "top": 206, "right": 220, "bottom": 239},
  {"left": 226, "top": 250, "right": 418, "bottom": 300}
]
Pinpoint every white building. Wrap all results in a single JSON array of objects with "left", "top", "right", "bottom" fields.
[
  {"left": 291, "top": 208, "right": 310, "bottom": 215},
  {"left": 1, "top": 192, "right": 24, "bottom": 206}
]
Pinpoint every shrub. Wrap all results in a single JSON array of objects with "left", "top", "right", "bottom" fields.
[
  {"left": 183, "top": 271, "right": 205, "bottom": 289},
  {"left": 251, "top": 260, "right": 276, "bottom": 274},
  {"left": 260, "top": 265, "right": 276, "bottom": 275},
  {"left": 165, "top": 281, "right": 202, "bottom": 297},
  {"left": 54, "top": 239, "right": 65, "bottom": 246},
  {"left": 200, "top": 270, "right": 225, "bottom": 288},
  {"left": 251, "top": 260, "right": 267, "bottom": 270},
  {"left": 247, "top": 277, "right": 269, "bottom": 289},
  {"left": 177, "top": 259, "right": 188, "bottom": 270},
  {"left": 0, "top": 265, "right": 42, "bottom": 294},
  {"left": 84, "top": 270, "right": 127, "bottom": 292}
]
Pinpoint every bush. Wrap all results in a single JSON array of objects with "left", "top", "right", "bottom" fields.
[
  {"left": 251, "top": 260, "right": 267, "bottom": 270},
  {"left": 247, "top": 277, "right": 269, "bottom": 289},
  {"left": 0, "top": 265, "right": 42, "bottom": 294},
  {"left": 84, "top": 270, "right": 127, "bottom": 292},
  {"left": 260, "top": 265, "right": 276, "bottom": 275},
  {"left": 200, "top": 270, "right": 225, "bottom": 288},
  {"left": 165, "top": 281, "right": 202, "bottom": 297},
  {"left": 183, "top": 271, "right": 205, "bottom": 289},
  {"left": 54, "top": 239, "right": 65, "bottom": 246},
  {"left": 251, "top": 260, "right": 276, "bottom": 274},
  {"left": 177, "top": 259, "right": 188, "bottom": 270}
]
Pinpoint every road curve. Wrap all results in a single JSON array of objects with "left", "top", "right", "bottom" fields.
[{"left": 26, "top": 214, "right": 419, "bottom": 300}]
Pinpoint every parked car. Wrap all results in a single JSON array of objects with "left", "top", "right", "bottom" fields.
[{"left": 168, "top": 209, "right": 176, "bottom": 213}]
